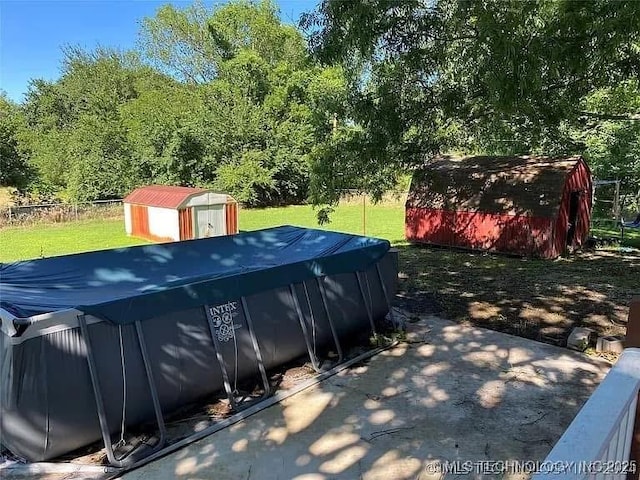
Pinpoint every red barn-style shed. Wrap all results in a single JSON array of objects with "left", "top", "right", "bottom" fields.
[{"left": 406, "top": 155, "right": 592, "bottom": 258}]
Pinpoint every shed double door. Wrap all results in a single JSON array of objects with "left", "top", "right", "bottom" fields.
[{"left": 194, "top": 205, "right": 226, "bottom": 238}]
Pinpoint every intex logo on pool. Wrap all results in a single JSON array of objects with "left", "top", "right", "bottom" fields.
[{"left": 209, "top": 301, "right": 242, "bottom": 342}]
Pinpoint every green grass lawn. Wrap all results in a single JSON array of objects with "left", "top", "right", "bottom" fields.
[
  {"left": 0, "top": 204, "right": 405, "bottom": 263},
  {"left": 239, "top": 204, "right": 406, "bottom": 244},
  {"left": 1, "top": 204, "right": 636, "bottom": 262},
  {"left": 591, "top": 224, "right": 640, "bottom": 249},
  {"left": 0, "top": 218, "right": 145, "bottom": 262}
]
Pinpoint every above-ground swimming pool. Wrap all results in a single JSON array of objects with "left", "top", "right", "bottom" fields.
[{"left": 0, "top": 226, "right": 398, "bottom": 462}]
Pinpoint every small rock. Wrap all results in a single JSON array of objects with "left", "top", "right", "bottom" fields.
[
  {"left": 596, "top": 336, "right": 624, "bottom": 354},
  {"left": 567, "top": 327, "right": 594, "bottom": 351}
]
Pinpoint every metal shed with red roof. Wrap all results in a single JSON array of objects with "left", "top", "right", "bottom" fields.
[
  {"left": 123, "top": 185, "right": 238, "bottom": 242},
  {"left": 405, "top": 155, "right": 592, "bottom": 258}
]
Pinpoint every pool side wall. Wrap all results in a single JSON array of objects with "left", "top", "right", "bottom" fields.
[{"left": 0, "top": 251, "right": 397, "bottom": 462}]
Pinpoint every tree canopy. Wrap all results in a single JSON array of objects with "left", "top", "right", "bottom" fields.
[
  {"left": 0, "top": 93, "right": 32, "bottom": 189},
  {"left": 303, "top": 0, "right": 640, "bottom": 207},
  {"left": 7, "top": 0, "right": 345, "bottom": 206},
  {"left": 4, "top": 0, "right": 640, "bottom": 213}
]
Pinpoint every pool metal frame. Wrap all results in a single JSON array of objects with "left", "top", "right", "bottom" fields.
[{"left": 76, "top": 268, "right": 393, "bottom": 468}]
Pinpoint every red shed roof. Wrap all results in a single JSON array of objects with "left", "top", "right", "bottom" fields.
[
  {"left": 124, "top": 185, "right": 207, "bottom": 209},
  {"left": 407, "top": 155, "right": 590, "bottom": 217}
]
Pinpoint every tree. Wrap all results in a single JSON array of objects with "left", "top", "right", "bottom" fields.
[
  {"left": 579, "top": 81, "right": 640, "bottom": 211},
  {"left": 137, "top": 0, "right": 348, "bottom": 206},
  {"left": 21, "top": 48, "right": 154, "bottom": 200},
  {"left": 17, "top": 1, "right": 350, "bottom": 206},
  {"left": 303, "top": 0, "right": 640, "bottom": 206},
  {"left": 207, "top": 0, "right": 306, "bottom": 68},
  {"left": 0, "top": 93, "right": 32, "bottom": 188},
  {"left": 139, "top": 1, "right": 220, "bottom": 83},
  {"left": 120, "top": 79, "right": 208, "bottom": 186},
  {"left": 139, "top": 0, "right": 305, "bottom": 82}
]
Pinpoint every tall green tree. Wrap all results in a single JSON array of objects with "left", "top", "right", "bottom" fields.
[
  {"left": 136, "top": 0, "right": 348, "bottom": 206},
  {"left": 17, "top": 0, "right": 349, "bottom": 206},
  {"left": 21, "top": 48, "right": 155, "bottom": 200},
  {"left": 303, "top": 0, "right": 640, "bottom": 206},
  {"left": 120, "top": 80, "right": 208, "bottom": 186},
  {"left": 579, "top": 81, "right": 640, "bottom": 211},
  {"left": 0, "top": 93, "right": 32, "bottom": 188},
  {"left": 139, "top": 1, "right": 220, "bottom": 83}
]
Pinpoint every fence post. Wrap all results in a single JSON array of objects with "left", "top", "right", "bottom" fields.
[
  {"left": 614, "top": 180, "right": 621, "bottom": 223},
  {"left": 362, "top": 194, "right": 366, "bottom": 236}
]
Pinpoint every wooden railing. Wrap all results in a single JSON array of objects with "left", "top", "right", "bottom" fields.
[
  {"left": 533, "top": 348, "right": 640, "bottom": 479},
  {"left": 534, "top": 298, "right": 640, "bottom": 480}
]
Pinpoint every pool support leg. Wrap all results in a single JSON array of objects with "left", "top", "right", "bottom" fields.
[
  {"left": 375, "top": 263, "right": 396, "bottom": 326},
  {"left": 78, "top": 315, "right": 167, "bottom": 468},
  {"left": 316, "top": 277, "right": 344, "bottom": 364},
  {"left": 356, "top": 271, "right": 377, "bottom": 337},
  {"left": 240, "top": 297, "right": 271, "bottom": 399},
  {"left": 289, "top": 284, "right": 322, "bottom": 373}
]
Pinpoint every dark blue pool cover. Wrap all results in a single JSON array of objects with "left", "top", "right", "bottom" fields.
[{"left": 0, "top": 226, "right": 390, "bottom": 324}]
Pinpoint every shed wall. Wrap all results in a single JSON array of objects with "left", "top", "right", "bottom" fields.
[
  {"left": 178, "top": 208, "right": 193, "bottom": 240},
  {"left": 406, "top": 208, "right": 555, "bottom": 257},
  {"left": 575, "top": 162, "right": 593, "bottom": 241},
  {"left": 226, "top": 202, "right": 238, "bottom": 234},
  {"left": 124, "top": 204, "right": 132, "bottom": 235},
  {"left": 130, "top": 204, "right": 149, "bottom": 238},
  {"left": 147, "top": 206, "right": 179, "bottom": 241},
  {"left": 183, "top": 191, "right": 229, "bottom": 208}
]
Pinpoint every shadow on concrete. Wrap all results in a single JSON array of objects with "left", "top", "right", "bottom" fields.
[{"left": 122, "top": 317, "right": 610, "bottom": 480}]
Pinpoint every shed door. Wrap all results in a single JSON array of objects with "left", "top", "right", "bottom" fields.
[
  {"left": 566, "top": 191, "right": 581, "bottom": 246},
  {"left": 194, "top": 205, "right": 226, "bottom": 238}
]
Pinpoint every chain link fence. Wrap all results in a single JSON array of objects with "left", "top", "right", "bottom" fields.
[
  {"left": 1, "top": 200, "right": 123, "bottom": 228},
  {"left": 0, "top": 190, "right": 409, "bottom": 230}
]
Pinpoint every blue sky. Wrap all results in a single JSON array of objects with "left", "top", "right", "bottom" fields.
[{"left": 0, "top": 0, "right": 317, "bottom": 103}]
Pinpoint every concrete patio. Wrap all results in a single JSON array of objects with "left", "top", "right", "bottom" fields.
[{"left": 122, "top": 315, "right": 611, "bottom": 480}]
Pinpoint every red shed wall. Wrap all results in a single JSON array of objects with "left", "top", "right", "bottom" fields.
[
  {"left": 552, "top": 160, "right": 592, "bottom": 257},
  {"left": 406, "top": 208, "right": 556, "bottom": 257},
  {"left": 130, "top": 204, "right": 149, "bottom": 238},
  {"left": 225, "top": 202, "right": 238, "bottom": 234},
  {"left": 178, "top": 208, "right": 193, "bottom": 240},
  {"left": 129, "top": 204, "right": 175, "bottom": 243}
]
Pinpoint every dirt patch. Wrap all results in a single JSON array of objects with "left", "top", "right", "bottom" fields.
[
  {"left": 49, "top": 362, "right": 319, "bottom": 468},
  {"left": 396, "top": 244, "right": 639, "bottom": 345},
  {"left": 394, "top": 291, "right": 443, "bottom": 317}
]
